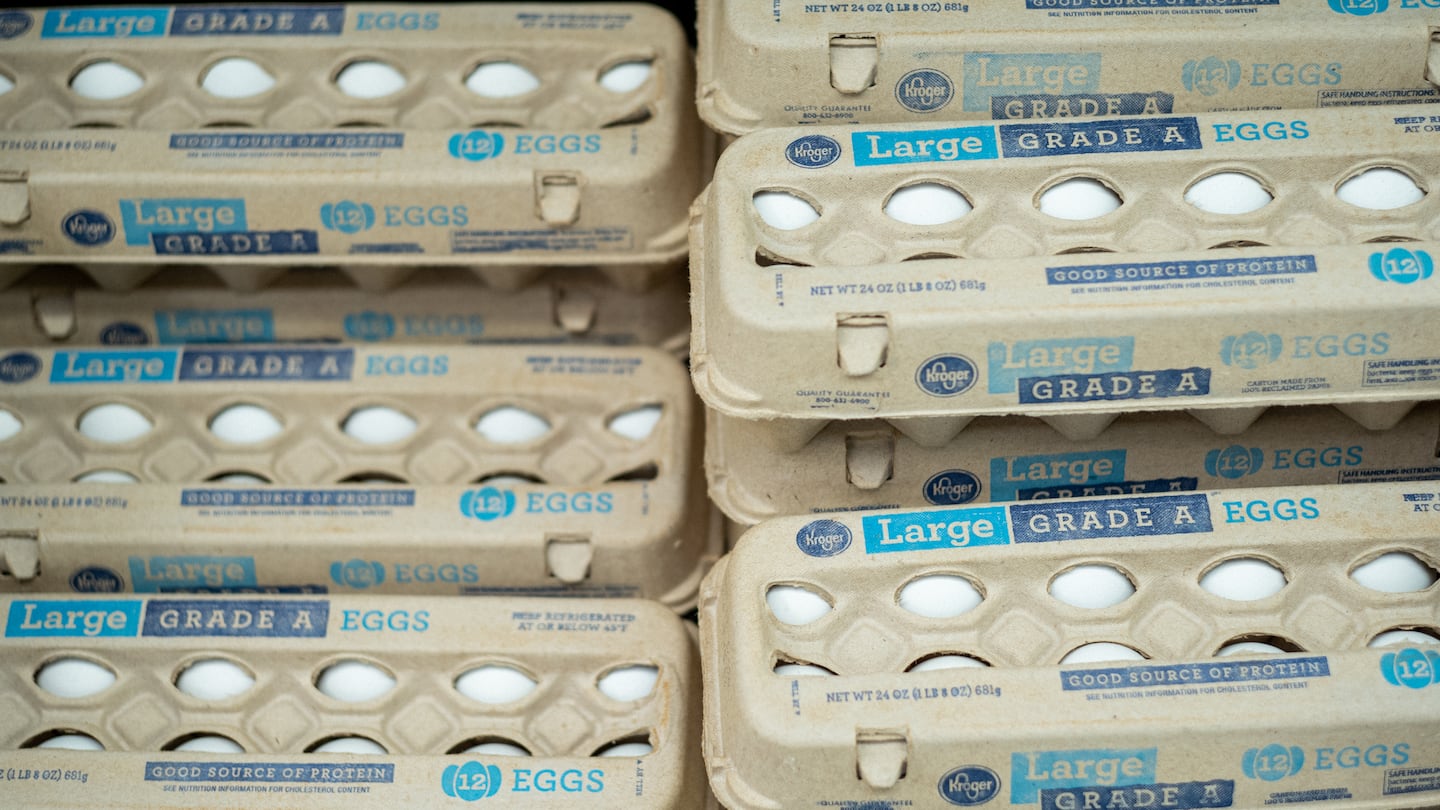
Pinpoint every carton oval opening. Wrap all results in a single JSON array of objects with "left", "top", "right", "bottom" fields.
[
  {"left": 475, "top": 405, "right": 551, "bottom": 445},
  {"left": 206, "top": 470, "right": 271, "bottom": 484},
  {"left": 24, "top": 730, "right": 105, "bottom": 751},
  {"left": 474, "top": 471, "right": 545, "bottom": 485},
  {"left": 1184, "top": 171, "right": 1273, "bottom": 215},
  {"left": 337, "top": 471, "right": 408, "bottom": 484},
  {"left": 0, "top": 408, "right": 20, "bottom": 442},
  {"left": 343, "top": 405, "right": 419, "bottom": 445},
  {"left": 0, "top": 71, "right": 13, "bottom": 97},
  {"left": 167, "top": 733, "right": 246, "bottom": 753},
  {"left": 455, "top": 664, "right": 539, "bottom": 705},
  {"left": 73, "top": 469, "right": 138, "bottom": 484},
  {"left": 308, "top": 735, "right": 388, "bottom": 755},
  {"left": 1198, "top": 555, "right": 1288, "bottom": 602},
  {"left": 35, "top": 656, "right": 117, "bottom": 699},
  {"left": 593, "top": 733, "right": 654, "bottom": 758},
  {"left": 773, "top": 657, "right": 837, "bottom": 677},
  {"left": 607, "top": 404, "right": 663, "bottom": 441},
  {"left": 1059, "top": 642, "right": 1146, "bottom": 665},
  {"left": 1213, "top": 634, "right": 1304, "bottom": 658},
  {"left": 1349, "top": 550, "right": 1438, "bottom": 593},
  {"left": 78, "top": 401, "right": 153, "bottom": 444},
  {"left": 883, "top": 181, "right": 972, "bottom": 226},
  {"left": 200, "top": 56, "right": 276, "bottom": 100},
  {"left": 597, "top": 664, "right": 660, "bottom": 702},
  {"left": 753, "top": 190, "right": 821, "bottom": 231},
  {"left": 896, "top": 573, "right": 984, "bottom": 619},
  {"left": 1369, "top": 626, "right": 1440, "bottom": 647},
  {"left": 174, "top": 657, "right": 256, "bottom": 701},
  {"left": 906, "top": 653, "right": 990, "bottom": 672},
  {"left": 766, "top": 583, "right": 833, "bottom": 626},
  {"left": 315, "top": 658, "right": 397, "bottom": 703},
  {"left": 208, "top": 402, "right": 284, "bottom": 445},
  {"left": 1036, "top": 176, "right": 1123, "bottom": 221},
  {"left": 1336, "top": 166, "right": 1426, "bottom": 210},
  {"left": 465, "top": 61, "right": 541, "bottom": 99},
  {"left": 598, "top": 60, "right": 653, "bottom": 94},
  {"left": 334, "top": 59, "right": 407, "bottom": 100},
  {"left": 70, "top": 60, "right": 145, "bottom": 101},
  {"left": 451, "top": 737, "right": 533, "bottom": 756},
  {"left": 1049, "top": 563, "right": 1136, "bottom": 610}
]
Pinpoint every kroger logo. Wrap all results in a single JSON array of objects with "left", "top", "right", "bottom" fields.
[
  {"left": 1181, "top": 57, "right": 1241, "bottom": 96},
  {"left": 330, "top": 559, "right": 386, "bottom": 589},
  {"left": 61, "top": 209, "right": 115, "bottom": 246},
  {"left": 785, "top": 134, "right": 841, "bottom": 169},
  {"left": 895, "top": 68, "right": 955, "bottom": 113},
  {"left": 924, "top": 470, "right": 982, "bottom": 506},
  {"left": 916, "top": 354, "right": 978, "bottom": 397},
  {"left": 0, "top": 351, "right": 41, "bottom": 383},
  {"left": 1328, "top": 0, "right": 1387, "bottom": 14},
  {"left": 344, "top": 311, "right": 397, "bottom": 341},
  {"left": 320, "top": 200, "right": 376, "bottom": 234},
  {"left": 1219, "top": 331, "right": 1282, "bottom": 370},
  {"left": 1369, "top": 247, "right": 1434, "bottom": 284},
  {"left": 1380, "top": 647, "right": 1440, "bottom": 690},
  {"left": 69, "top": 566, "right": 124, "bottom": 593},
  {"left": 0, "top": 11, "right": 33, "bottom": 38},
  {"left": 1242, "top": 744, "right": 1305, "bottom": 782},
  {"left": 1205, "top": 445, "right": 1263, "bottom": 480},
  {"left": 448, "top": 130, "right": 505, "bottom": 162},
  {"left": 795, "top": 519, "right": 852, "bottom": 557},
  {"left": 459, "top": 487, "right": 516, "bottom": 521},
  {"left": 939, "top": 765, "right": 1001, "bottom": 806},
  {"left": 442, "top": 762, "right": 503, "bottom": 801}
]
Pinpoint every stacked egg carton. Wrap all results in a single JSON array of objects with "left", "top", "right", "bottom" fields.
[
  {"left": 690, "top": 0, "right": 1440, "bottom": 807},
  {"left": 0, "top": 5, "right": 716, "bottom": 807}
]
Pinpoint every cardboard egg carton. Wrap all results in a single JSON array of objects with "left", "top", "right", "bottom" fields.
[
  {"left": 701, "top": 482, "right": 1440, "bottom": 809},
  {"left": 693, "top": 106, "right": 1440, "bottom": 443},
  {"left": 0, "top": 345, "right": 716, "bottom": 610},
  {"left": 697, "top": 0, "right": 1440, "bottom": 135},
  {"left": 708, "top": 402, "right": 1440, "bottom": 525},
  {"left": 0, "top": 594, "right": 707, "bottom": 808},
  {"left": 0, "top": 4, "right": 706, "bottom": 283},
  {"left": 0, "top": 266, "right": 690, "bottom": 355}
]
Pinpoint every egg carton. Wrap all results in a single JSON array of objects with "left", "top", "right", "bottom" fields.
[
  {"left": 708, "top": 401, "right": 1440, "bottom": 525},
  {"left": 0, "top": 344, "right": 716, "bottom": 610},
  {"left": 0, "top": 266, "right": 690, "bottom": 355},
  {"left": 0, "top": 593, "right": 707, "bottom": 808},
  {"left": 697, "top": 0, "right": 1440, "bottom": 135},
  {"left": 700, "top": 482, "right": 1440, "bottom": 809},
  {"left": 692, "top": 105, "right": 1440, "bottom": 444},
  {"left": 0, "top": 4, "right": 706, "bottom": 281}
]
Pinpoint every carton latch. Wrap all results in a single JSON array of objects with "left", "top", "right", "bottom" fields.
[
  {"left": 829, "top": 35, "right": 879, "bottom": 95},
  {"left": 536, "top": 172, "right": 583, "bottom": 227},
  {"left": 553, "top": 285, "right": 598, "bottom": 334},
  {"left": 546, "top": 536, "right": 594, "bottom": 584},
  {"left": 32, "top": 293, "right": 78, "bottom": 340},
  {"left": 836, "top": 314, "right": 890, "bottom": 377},
  {"left": 0, "top": 532, "right": 40, "bottom": 582},
  {"left": 0, "top": 171, "right": 30, "bottom": 226},
  {"left": 1427, "top": 29, "right": 1440, "bottom": 87},
  {"left": 845, "top": 433, "right": 895, "bottom": 490},
  {"left": 855, "top": 729, "right": 908, "bottom": 789}
]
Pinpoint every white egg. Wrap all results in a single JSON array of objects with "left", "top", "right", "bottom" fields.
[
  {"left": 0, "top": 408, "right": 20, "bottom": 441},
  {"left": 201, "top": 57, "right": 275, "bottom": 99},
  {"left": 607, "top": 405, "right": 662, "bottom": 441},
  {"left": 465, "top": 741, "right": 531, "bottom": 757},
  {"left": 1049, "top": 565, "right": 1135, "bottom": 609},
  {"left": 71, "top": 61, "right": 144, "bottom": 100},
  {"left": 75, "top": 469, "right": 138, "bottom": 484},
  {"left": 1059, "top": 643, "right": 1144, "bottom": 664},
  {"left": 342, "top": 406, "right": 417, "bottom": 445},
  {"left": 175, "top": 735, "right": 245, "bottom": 753},
  {"left": 1038, "top": 177, "right": 1122, "bottom": 221},
  {"left": 0, "top": 73, "right": 13, "bottom": 97},
  {"left": 1351, "top": 552, "right": 1437, "bottom": 593},
  {"left": 313, "top": 737, "right": 387, "bottom": 754},
  {"left": 316, "top": 660, "right": 395, "bottom": 703},
  {"left": 598, "top": 61, "right": 652, "bottom": 93},
  {"left": 35, "top": 658, "right": 116, "bottom": 699},
  {"left": 455, "top": 665, "right": 537, "bottom": 704},
  {"left": 773, "top": 663, "right": 833, "bottom": 677},
  {"left": 211, "top": 473, "right": 268, "bottom": 484},
  {"left": 465, "top": 62, "right": 541, "bottom": 98},
  {"left": 1185, "top": 172, "right": 1272, "bottom": 215},
  {"left": 477, "top": 474, "right": 539, "bottom": 486},
  {"left": 209, "top": 404, "right": 283, "bottom": 444},
  {"left": 78, "top": 402, "right": 152, "bottom": 443},
  {"left": 475, "top": 407, "right": 550, "bottom": 444},
  {"left": 597, "top": 665, "right": 658, "bottom": 702},
  {"left": 765, "top": 585, "right": 832, "bottom": 626},
  {"left": 1369, "top": 630, "right": 1440, "bottom": 647},
  {"left": 335, "top": 61, "right": 406, "bottom": 99},
  {"left": 1336, "top": 168, "right": 1424, "bottom": 210},
  {"left": 908, "top": 655, "right": 988, "bottom": 672},
  {"left": 753, "top": 191, "right": 820, "bottom": 230},
  {"left": 596, "top": 741, "right": 652, "bottom": 757},
  {"left": 884, "top": 183, "right": 972, "bottom": 225},
  {"left": 176, "top": 658, "right": 255, "bottom": 701},
  {"left": 897, "top": 575, "right": 983, "bottom": 619},
  {"left": 1199, "top": 557, "right": 1287, "bottom": 601},
  {"left": 37, "top": 734, "right": 104, "bottom": 751},
  {"left": 1215, "top": 641, "right": 1285, "bottom": 657}
]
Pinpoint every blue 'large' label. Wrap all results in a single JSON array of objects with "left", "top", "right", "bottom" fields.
[
  {"left": 1012, "top": 749, "right": 1158, "bottom": 804},
  {"left": 962, "top": 53, "right": 1101, "bottom": 113},
  {"left": 168, "top": 5, "right": 344, "bottom": 36},
  {"left": 990, "top": 450, "right": 1127, "bottom": 502},
  {"left": 41, "top": 7, "right": 168, "bottom": 38},
  {"left": 6, "top": 599, "right": 143, "bottom": 637},
  {"left": 852, "top": 127, "right": 999, "bottom": 166},
  {"left": 988, "top": 338, "right": 1134, "bottom": 394},
  {"left": 863, "top": 505, "right": 1011, "bottom": 553},
  {"left": 143, "top": 599, "right": 328, "bottom": 637},
  {"left": 155, "top": 309, "right": 275, "bottom": 343},
  {"left": 50, "top": 349, "right": 178, "bottom": 383},
  {"left": 1010, "top": 494, "right": 1212, "bottom": 543},
  {"left": 120, "top": 198, "right": 247, "bottom": 247},
  {"left": 999, "top": 117, "right": 1202, "bottom": 158},
  {"left": 129, "top": 556, "right": 257, "bottom": 593}
]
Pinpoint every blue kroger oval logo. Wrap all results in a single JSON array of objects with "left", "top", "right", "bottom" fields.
[
  {"left": 448, "top": 130, "right": 505, "bottom": 162},
  {"left": 0, "top": 351, "right": 41, "bottom": 383},
  {"left": 0, "top": 11, "right": 33, "bottom": 38},
  {"left": 785, "top": 134, "right": 842, "bottom": 169},
  {"left": 100, "top": 321, "right": 151, "bottom": 345},
  {"left": 1369, "top": 247, "right": 1434, "bottom": 284},
  {"left": 939, "top": 765, "right": 1001, "bottom": 806},
  {"left": 795, "top": 519, "right": 852, "bottom": 557},
  {"left": 330, "top": 559, "right": 385, "bottom": 589},
  {"left": 319, "top": 200, "right": 376, "bottom": 234},
  {"left": 895, "top": 68, "right": 954, "bottom": 113},
  {"left": 1204, "top": 445, "right": 1263, "bottom": 480},
  {"left": 924, "top": 470, "right": 982, "bottom": 505},
  {"left": 460, "top": 487, "right": 516, "bottom": 521},
  {"left": 442, "top": 761, "right": 503, "bottom": 801},
  {"left": 1219, "top": 331, "right": 1281, "bottom": 370},
  {"left": 343, "top": 311, "right": 396, "bottom": 341},
  {"left": 916, "top": 354, "right": 978, "bottom": 397},
  {"left": 62, "top": 209, "right": 116, "bottom": 246},
  {"left": 1182, "top": 57, "right": 1241, "bottom": 96},
  {"left": 69, "top": 566, "right": 124, "bottom": 593},
  {"left": 1329, "top": 0, "right": 1387, "bottom": 15},
  {"left": 1242, "top": 744, "right": 1305, "bottom": 782}
]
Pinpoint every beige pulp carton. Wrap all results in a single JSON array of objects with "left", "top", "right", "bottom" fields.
[
  {"left": 0, "top": 4, "right": 706, "bottom": 290},
  {"left": 0, "top": 344, "right": 716, "bottom": 610},
  {"left": 701, "top": 483, "right": 1440, "bottom": 809},
  {"left": 708, "top": 402, "right": 1440, "bottom": 525},
  {"left": 692, "top": 105, "right": 1440, "bottom": 443},
  {"left": 0, "top": 594, "right": 707, "bottom": 807},
  {"left": 0, "top": 266, "right": 691, "bottom": 355},
  {"left": 697, "top": 0, "right": 1440, "bottom": 135}
]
